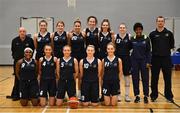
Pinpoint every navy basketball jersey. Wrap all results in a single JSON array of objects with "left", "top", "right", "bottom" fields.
[
  {"left": 99, "top": 32, "right": 112, "bottom": 58},
  {"left": 115, "top": 33, "right": 131, "bottom": 56},
  {"left": 19, "top": 59, "right": 36, "bottom": 80},
  {"left": 41, "top": 56, "right": 56, "bottom": 79},
  {"left": 53, "top": 31, "right": 68, "bottom": 58},
  {"left": 85, "top": 28, "right": 99, "bottom": 50},
  {"left": 103, "top": 56, "right": 119, "bottom": 81},
  {"left": 59, "top": 57, "right": 74, "bottom": 80},
  {"left": 70, "top": 33, "right": 85, "bottom": 60},
  {"left": 36, "top": 32, "right": 51, "bottom": 58},
  {"left": 83, "top": 58, "right": 98, "bottom": 82}
]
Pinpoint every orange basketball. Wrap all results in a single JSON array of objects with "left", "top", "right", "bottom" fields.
[{"left": 68, "top": 97, "right": 79, "bottom": 109}]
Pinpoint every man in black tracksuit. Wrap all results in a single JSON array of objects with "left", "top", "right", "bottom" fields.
[
  {"left": 8, "top": 27, "right": 34, "bottom": 100},
  {"left": 149, "top": 16, "right": 175, "bottom": 102}
]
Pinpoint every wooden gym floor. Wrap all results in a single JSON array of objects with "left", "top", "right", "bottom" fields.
[{"left": 0, "top": 66, "right": 179, "bottom": 113}]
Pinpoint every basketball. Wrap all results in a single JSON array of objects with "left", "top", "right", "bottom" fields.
[{"left": 68, "top": 97, "right": 79, "bottom": 109}]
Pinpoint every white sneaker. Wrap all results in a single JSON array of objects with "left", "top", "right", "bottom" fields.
[
  {"left": 118, "top": 95, "right": 122, "bottom": 102},
  {"left": 125, "top": 95, "right": 131, "bottom": 102}
]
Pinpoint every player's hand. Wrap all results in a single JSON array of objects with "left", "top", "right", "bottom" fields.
[{"left": 146, "top": 63, "right": 152, "bottom": 68}]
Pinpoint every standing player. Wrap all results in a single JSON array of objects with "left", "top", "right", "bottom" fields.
[
  {"left": 34, "top": 20, "right": 51, "bottom": 60},
  {"left": 16, "top": 48, "right": 39, "bottom": 106},
  {"left": 8, "top": 27, "right": 34, "bottom": 101},
  {"left": 130, "top": 23, "right": 151, "bottom": 103},
  {"left": 102, "top": 42, "right": 123, "bottom": 106},
  {"left": 149, "top": 16, "right": 175, "bottom": 102},
  {"left": 115, "top": 23, "right": 132, "bottom": 102},
  {"left": 79, "top": 45, "right": 102, "bottom": 106},
  {"left": 84, "top": 16, "right": 99, "bottom": 57},
  {"left": 56, "top": 45, "right": 79, "bottom": 106},
  {"left": 68, "top": 19, "right": 86, "bottom": 62},
  {"left": 51, "top": 21, "right": 68, "bottom": 58},
  {"left": 99, "top": 19, "right": 114, "bottom": 59},
  {"left": 38, "top": 45, "right": 58, "bottom": 106},
  {"left": 68, "top": 19, "right": 86, "bottom": 99}
]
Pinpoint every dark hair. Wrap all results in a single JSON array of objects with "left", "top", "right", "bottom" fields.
[
  {"left": 87, "top": 16, "right": 98, "bottom": 25},
  {"left": 101, "top": 19, "right": 111, "bottom": 32},
  {"left": 74, "top": 19, "right": 81, "bottom": 25},
  {"left": 56, "top": 20, "right": 65, "bottom": 27},
  {"left": 39, "top": 20, "right": 48, "bottom": 26},
  {"left": 156, "top": 16, "right": 165, "bottom": 22},
  {"left": 133, "top": 22, "right": 143, "bottom": 31}
]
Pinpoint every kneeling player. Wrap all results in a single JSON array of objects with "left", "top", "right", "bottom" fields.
[
  {"left": 79, "top": 45, "right": 102, "bottom": 106},
  {"left": 16, "top": 47, "right": 39, "bottom": 106},
  {"left": 56, "top": 45, "right": 79, "bottom": 106},
  {"left": 102, "top": 42, "right": 123, "bottom": 106}
]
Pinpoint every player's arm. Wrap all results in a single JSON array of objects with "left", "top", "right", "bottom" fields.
[
  {"left": 56, "top": 58, "right": 60, "bottom": 80},
  {"left": 35, "top": 60, "right": 39, "bottom": 77},
  {"left": 101, "top": 59, "right": 104, "bottom": 84},
  {"left": 79, "top": 59, "right": 83, "bottom": 86},
  {"left": 118, "top": 58, "right": 123, "bottom": 80},
  {"left": 38, "top": 57, "right": 43, "bottom": 81},
  {"left": 33, "top": 33, "right": 38, "bottom": 49},
  {"left": 15, "top": 59, "right": 23, "bottom": 80},
  {"left": 50, "top": 32, "right": 55, "bottom": 54},
  {"left": 110, "top": 30, "right": 115, "bottom": 44},
  {"left": 98, "top": 59, "right": 102, "bottom": 97},
  {"left": 67, "top": 32, "right": 72, "bottom": 46},
  {"left": 74, "top": 58, "right": 79, "bottom": 80}
]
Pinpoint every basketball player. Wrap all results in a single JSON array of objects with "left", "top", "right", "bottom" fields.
[
  {"left": 38, "top": 45, "right": 58, "bottom": 106},
  {"left": 102, "top": 42, "right": 123, "bottom": 106},
  {"left": 51, "top": 21, "right": 68, "bottom": 58},
  {"left": 130, "top": 23, "right": 151, "bottom": 103},
  {"left": 115, "top": 23, "right": 131, "bottom": 102},
  {"left": 56, "top": 45, "right": 79, "bottom": 106},
  {"left": 68, "top": 19, "right": 86, "bottom": 99},
  {"left": 84, "top": 16, "right": 99, "bottom": 57},
  {"left": 99, "top": 19, "right": 115, "bottom": 59},
  {"left": 16, "top": 47, "right": 39, "bottom": 106},
  {"left": 34, "top": 20, "right": 51, "bottom": 60},
  {"left": 79, "top": 45, "right": 102, "bottom": 106}
]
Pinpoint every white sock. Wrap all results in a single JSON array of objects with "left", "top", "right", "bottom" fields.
[{"left": 124, "top": 76, "right": 130, "bottom": 96}]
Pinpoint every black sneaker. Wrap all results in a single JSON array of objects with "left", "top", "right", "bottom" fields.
[
  {"left": 6, "top": 95, "right": 12, "bottom": 99},
  {"left": 166, "top": 98, "right": 174, "bottom": 103},
  {"left": 144, "top": 96, "right": 148, "bottom": 104},
  {"left": 151, "top": 97, "right": 157, "bottom": 102},
  {"left": 12, "top": 97, "right": 20, "bottom": 101},
  {"left": 134, "top": 96, "right": 140, "bottom": 103}
]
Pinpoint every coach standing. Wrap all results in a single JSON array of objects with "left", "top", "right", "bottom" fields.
[
  {"left": 8, "top": 27, "right": 34, "bottom": 101},
  {"left": 149, "top": 16, "right": 175, "bottom": 102}
]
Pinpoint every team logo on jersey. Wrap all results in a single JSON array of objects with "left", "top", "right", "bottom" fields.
[
  {"left": 54, "top": 36, "right": 59, "bottom": 41},
  {"left": 21, "top": 63, "right": 25, "bottom": 68},
  {"left": 16, "top": 43, "right": 19, "bottom": 46},
  {"left": 31, "top": 64, "right": 35, "bottom": 67},
  {"left": 69, "top": 63, "right": 73, "bottom": 66},
  {"left": 37, "top": 37, "right": 41, "bottom": 42},
  {"left": 124, "top": 39, "right": 128, "bottom": 43},
  {"left": 84, "top": 63, "right": 89, "bottom": 69},
  {"left": 142, "top": 41, "right": 146, "bottom": 44},
  {"left": 107, "top": 37, "right": 111, "bottom": 41},
  {"left": 51, "top": 62, "right": 54, "bottom": 66},
  {"left": 114, "top": 63, "right": 117, "bottom": 67},
  {"left": 42, "top": 61, "right": 46, "bottom": 66},
  {"left": 25, "top": 43, "right": 29, "bottom": 46},
  {"left": 72, "top": 36, "right": 78, "bottom": 40},
  {"left": 46, "top": 38, "right": 49, "bottom": 41},
  {"left": 94, "top": 33, "right": 98, "bottom": 36},
  {"left": 165, "top": 33, "right": 169, "bottom": 37},
  {"left": 155, "top": 35, "right": 159, "bottom": 38},
  {"left": 93, "top": 64, "right": 97, "bottom": 68}
]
